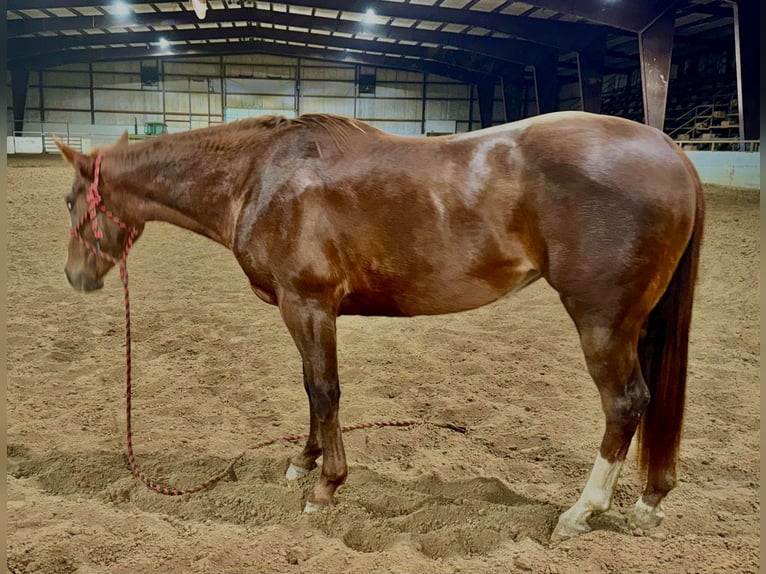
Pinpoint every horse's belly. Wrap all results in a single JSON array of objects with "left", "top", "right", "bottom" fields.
[
  {"left": 338, "top": 291, "right": 410, "bottom": 317},
  {"left": 412, "top": 268, "right": 540, "bottom": 315},
  {"left": 339, "top": 267, "right": 540, "bottom": 317}
]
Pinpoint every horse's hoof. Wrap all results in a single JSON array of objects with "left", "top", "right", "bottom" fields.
[
  {"left": 285, "top": 463, "right": 310, "bottom": 481},
  {"left": 303, "top": 500, "right": 329, "bottom": 514},
  {"left": 551, "top": 516, "right": 591, "bottom": 543},
  {"left": 628, "top": 499, "right": 665, "bottom": 530}
]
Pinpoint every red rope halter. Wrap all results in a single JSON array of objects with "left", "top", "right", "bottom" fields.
[
  {"left": 74, "top": 151, "right": 421, "bottom": 496},
  {"left": 72, "top": 151, "right": 137, "bottom": 262}
]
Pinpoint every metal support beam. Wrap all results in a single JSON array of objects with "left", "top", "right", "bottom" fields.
[
  {"left": 477, "top": 80, "right": 496, "bottom": 129},
  {"left": 8, "top": 8, "right": 556, "bottom": 70},
  {"left": 500, "top": 66, "right": 525, "bottom": 122},
  {"left": 510, "top": 1, "right": 677, "bottom": 33},
  {"left": 220, "top": 55, "right": 226, "bottom": 121},
  {"left": 38, "top": 71, "right": 45, "bottom": 123},
  {"left": 731, "top": 0, "right": 759, "bottom": 140},
  {"left": 12, "top": 25, "right": 513, "bottom": 80},
  {"left": 638, "top": 7, "right": 676, "bottom": 130},
  {"left": 89, "top": 63, "right": 95, "bottom": 124},
  {"left": 533, "top": 54, "right": 559, "bottom": 115},
  {"left": 468, "top": 85, "right": 475, "bottom": 130},
  {"left": 576, "top": 34, "right": 606, "bottom": 113},
  {"left": 10, "top": 67, "right": 30, "bottom": 134}
]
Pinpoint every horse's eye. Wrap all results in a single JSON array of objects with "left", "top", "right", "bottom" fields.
[{"left": 66, "top": 200, "right": 74, "bottom": 211}]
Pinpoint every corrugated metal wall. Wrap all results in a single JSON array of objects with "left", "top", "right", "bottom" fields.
[{"left": 8, "top": 54, "right": 503, "bottom": 137}]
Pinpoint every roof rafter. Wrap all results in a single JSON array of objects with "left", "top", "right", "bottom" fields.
[
  {"left": 9, "top": 0, "right": 604, "bottom": 51},
  {"left": 9, "top": 8, "right": 561, "bottom": 69},
  {"left": 11, "top": 23, "right": 529, "bottom": 79},
  {"left": 511, "top": 0, "right": 681, "bottom": 32}
]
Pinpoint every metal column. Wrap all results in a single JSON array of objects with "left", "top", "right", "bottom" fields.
[
  {"left": 577, "top": 35, "right": 606, "bottom": 113},
  {"left": 89, "top": 63, "right": 95, "bottom": 124},
  {"left": 533, "top": 53, "right": 558, "bottom": 115},
  {"left": 38, "top": 71, "right": 45, "bottom": 123},
  {"left": 10, "top": 67, "right": 30, "bottom": 134},
  {"left": 500, "top": 65, "right": 525, "bottom": 122},
  {"left": 638, "top": 7, "right": 675, "bottom": 130},
  {"left": 732, "top": 0, "right": 759, "bottom": 141},
  {"left": 477, "top": 79, "right": 495, "bottom": 129}
]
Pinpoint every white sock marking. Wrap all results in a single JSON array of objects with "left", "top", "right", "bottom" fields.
[
  {"left": 285, "top": 463, "right": 309, "bottom": 481},
  {"left": 577, "top": 453, "right": 623, "bottom": 513},
  {"left": 554, "top": 453, "right": 623, "bottom": 538}
]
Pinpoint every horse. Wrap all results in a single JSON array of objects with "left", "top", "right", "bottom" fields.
[{"left": 55, "top": 110, "right": 704, "bottom": 542}]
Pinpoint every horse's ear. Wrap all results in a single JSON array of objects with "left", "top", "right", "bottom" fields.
[
  {"left": 53, "top": 135, "right": 78, "bottom": 165},
  {"left": 53, "top": 136, "right": 95, "bottom": 179},
  {"left": 116, "top": 130, "right": 129, "bottom": 148}
]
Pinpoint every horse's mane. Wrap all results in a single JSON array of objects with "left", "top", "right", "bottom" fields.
[
  {"left": 290, "top": 114, "right": 371, "bottom": 152},
  {"left": 118, "top": 114, "right": 375, "bottom": 161},
  {"left": 112, "top": 114, "right": 380, "bottom": 171},
  {"left": 239, "top": 113, "right": 374, "bottom": 153}
]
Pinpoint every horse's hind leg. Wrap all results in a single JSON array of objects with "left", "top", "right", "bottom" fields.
[{"left": 552, "top": 304, "right": 649, "bottom": 542}]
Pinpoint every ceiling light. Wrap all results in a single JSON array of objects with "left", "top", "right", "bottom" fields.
[
  {"left": 113, "top": 1, "right": 130, "bottom": 16},
  {"left": 158, "top": 37, "right": 170, "bottom": 48},
  {"left": 362, "top": 8, "right": 376, "bottom": 24},
  {"left": 192, "top": 0, "right": 207, "bottom": 20}
]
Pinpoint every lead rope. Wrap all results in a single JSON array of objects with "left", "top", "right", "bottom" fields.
[{"left": 77, "top": 153, "right": 423, "bottom": 497}]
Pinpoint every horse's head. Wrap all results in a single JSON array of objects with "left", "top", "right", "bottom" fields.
[{"left": 56, "top": 133, "right": 144, "bottom": 292}]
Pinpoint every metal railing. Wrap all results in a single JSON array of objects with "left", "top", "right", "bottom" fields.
[
  {"left": 665, "top": 104, "right": 714, "bottom": 139},
  {"left": 10, "top": 124, "right": 760, "bottom": 156},
  {"left": 676, "top": 139, "right": 759, "bottom": 152},
  {"left": 665, "top": 90, "right": 738, "bottom": 140},
  {"left": 11, "top": 130, "right": 83, "bottom": 153}
]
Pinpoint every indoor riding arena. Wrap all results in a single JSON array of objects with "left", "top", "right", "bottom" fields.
[{"left": 6, "top": 2, "right": 759, "bottom": 573}]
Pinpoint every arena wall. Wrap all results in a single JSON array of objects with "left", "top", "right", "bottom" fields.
[
  {"left": 7, "top": 54, "right": 521, "bottom": 142},
  {"left": 685, "top": 150, "right": 760, "bottom": 189}
]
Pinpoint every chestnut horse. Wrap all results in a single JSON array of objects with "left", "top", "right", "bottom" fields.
[{"left": 56, "top": 111, "right": 703, "bottom": 541}]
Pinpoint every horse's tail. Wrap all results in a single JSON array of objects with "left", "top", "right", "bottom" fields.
[{"left": 636, "top": 149, "right": 704, "bottom": 485}]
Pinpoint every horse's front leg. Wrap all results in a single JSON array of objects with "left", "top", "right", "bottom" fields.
[
  {"left": 279, "top": 292, "right": 347, "bottom": 511},
  {"left": 285, "top": 372, "right": 322, "bottom": 480}
]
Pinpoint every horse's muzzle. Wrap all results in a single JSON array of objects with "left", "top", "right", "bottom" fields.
[{"left": 65, "top": 268, "right": 104, "bottom": 292}]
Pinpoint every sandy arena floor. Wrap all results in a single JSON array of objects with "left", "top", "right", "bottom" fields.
[{"left": 6, "top": 155, "right": 759, "bottom": 573}]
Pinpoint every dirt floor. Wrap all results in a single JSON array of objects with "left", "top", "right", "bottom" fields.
[{"left": 6, "top": 155, "right": 759, "bottom": 574}]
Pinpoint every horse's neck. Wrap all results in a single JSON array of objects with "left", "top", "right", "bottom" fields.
[{"left": 107, "top": 144, "right": 251, "bottom": 248}]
